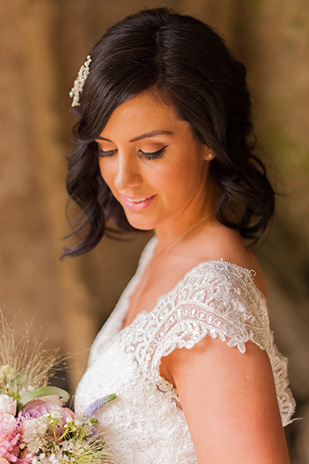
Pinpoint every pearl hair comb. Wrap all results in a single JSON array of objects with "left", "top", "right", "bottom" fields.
[{"left": 69, "top": 55, "right": 92, "bottom": 107}]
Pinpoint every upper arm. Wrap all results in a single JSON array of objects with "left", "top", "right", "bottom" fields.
[{"left": 165, "top": 337, "right": 290, "bottom": 464}]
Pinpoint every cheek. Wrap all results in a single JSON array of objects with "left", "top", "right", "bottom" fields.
[
  {"left": 164, "top": 160, "right": 195, "bottom": 187},
  {"left": 149, "top": 167, "right": 176, "bottom": 194},
  {"left": 98, "top": 163, "right": 122, "bottom": 201},
  {"left": 98, "top": 160, "right": 114, "bottom": 188},
  {"left": 168, "top": 157, "right": 207, "bottom": 196}
]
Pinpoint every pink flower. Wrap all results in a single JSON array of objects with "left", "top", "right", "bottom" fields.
[
  {"left": 0, "top": 413, "right": 20, "bottom": 462},
  {"left": 20, "top": 395, "right": 63, "bottom": 419},
  {"left": 0, "top": 412, "right": 18, "bottom": 438},
  {"left": 0, "top": 395, "right": 17, "bottom": 416},
  {"left": 20, "top": 396, "right": 75, "bottom": 440}
]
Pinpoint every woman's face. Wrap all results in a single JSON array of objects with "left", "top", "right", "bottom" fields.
[{"left": 96, "top": 91, "right": 214, "bottom": 234}]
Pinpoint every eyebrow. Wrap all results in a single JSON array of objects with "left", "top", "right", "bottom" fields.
[{"left": 96, "top": 130, "right": 174, "bottom": 143}]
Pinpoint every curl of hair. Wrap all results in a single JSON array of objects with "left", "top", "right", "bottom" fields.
[{"left": 63, "top": 7, "right": 275, "bottom": 258}]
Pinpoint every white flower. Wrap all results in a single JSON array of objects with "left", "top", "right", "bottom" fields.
[
  {"left": 21, "top": 417, "right": 48, "bottom": 449},
  {"left": 0, "top": 364, "right": 14, "bottom": 381},
  {"left": 0, "top": 394, "right": 17, "bottom": 415},
  {"left": 0, "top": 411, "right": 16, "bottom": 426},
  {"left": 50, "top": 407, "right": 61, "bottom": 419}
]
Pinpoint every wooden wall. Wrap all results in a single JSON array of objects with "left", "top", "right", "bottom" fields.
[{"left": 0, "top": 0, "right": 308, "bottom": 461}]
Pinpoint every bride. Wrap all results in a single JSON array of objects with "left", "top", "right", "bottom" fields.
[{"left": 65, "top": 7, "right": 295, "bottom": 463}]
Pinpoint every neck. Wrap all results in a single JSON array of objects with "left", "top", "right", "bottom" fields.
[
  {"left": 154, "top": 210, "right": 215, "bottom": 259},
  {"left": 154, "top": 175, "right": 218, "bottom": 250}
]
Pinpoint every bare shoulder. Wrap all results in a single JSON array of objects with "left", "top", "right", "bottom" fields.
[
  {"left": 197, "top": 222, "right": 268, "bottom": 298},
  {"left": 164, "top": 337, "right": 289, "bottom": 463},
  {"left": 160, "top": 225, "right": 289, "bottom": 461}
]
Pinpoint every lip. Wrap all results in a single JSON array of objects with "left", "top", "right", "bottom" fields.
[{"left": 122, "top": 194, "right": 156, "bottom": 211}]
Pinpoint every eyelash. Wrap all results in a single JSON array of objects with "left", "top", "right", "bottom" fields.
[{"left": 98, "top": 145, "right": 168, "bottom": 160}]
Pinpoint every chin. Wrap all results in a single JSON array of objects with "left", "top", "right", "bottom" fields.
[
  {"left": 124, "top": 215, "right": 156, "bottom": 232},
  {"left": 128, "top": 221, "right": 155, "bottom": 232}
]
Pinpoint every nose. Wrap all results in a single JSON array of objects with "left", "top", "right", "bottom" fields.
[{"left": 114, "top": 154, "right": 142, "bottom": 190}]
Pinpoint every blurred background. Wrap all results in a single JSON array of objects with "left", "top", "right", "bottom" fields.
[{"left": 0, "top": 0, "right": 308, "bottom": 461}]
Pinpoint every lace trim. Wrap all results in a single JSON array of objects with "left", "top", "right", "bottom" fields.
[{"left": 120, "top": 259, "right": 295, "bottom": 427}]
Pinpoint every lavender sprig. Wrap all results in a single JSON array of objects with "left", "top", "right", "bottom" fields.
[{"left": 83, "top": 394, "right": 117, "bottom": 418}]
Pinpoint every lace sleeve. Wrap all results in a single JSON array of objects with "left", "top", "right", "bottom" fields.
[{"left": 138, "top": 260, "right": 295, "bottom": 426}]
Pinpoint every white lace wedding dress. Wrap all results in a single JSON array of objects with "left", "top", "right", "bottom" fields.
[{"left": 75, "top": 237, "right": 295, "bottom": 464}]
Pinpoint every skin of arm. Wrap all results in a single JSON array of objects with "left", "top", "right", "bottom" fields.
[{"left": 163, "top": 336, "right": 290, "bottom": 464}]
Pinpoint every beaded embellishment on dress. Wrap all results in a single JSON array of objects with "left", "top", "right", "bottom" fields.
[{"left": 75, "top": 237, "right": 295, "bottom": 464}]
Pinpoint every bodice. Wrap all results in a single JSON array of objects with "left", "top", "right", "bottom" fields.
[{"left": 74, "top": 238, "right": 295, "bottom": 464}]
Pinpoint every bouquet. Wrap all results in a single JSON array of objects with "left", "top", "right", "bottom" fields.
[{"left": 0, "top": 311, "right": 115, "bottom": 464}]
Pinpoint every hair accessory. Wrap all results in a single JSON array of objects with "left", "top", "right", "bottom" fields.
[{"left": 69, "top": 55, "right": 92, "bottom": 107}]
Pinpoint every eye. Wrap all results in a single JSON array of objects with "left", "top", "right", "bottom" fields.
[
  {"left": 139, "top": 145, "right": 168, "bottom": 160},
  {"left": 98, "top": 148, "right": 117, "bottom": 158}
]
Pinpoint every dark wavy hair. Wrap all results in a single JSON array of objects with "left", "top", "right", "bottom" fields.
[{"left": 64, "top": 7, "right": 275, "bottom": 257}]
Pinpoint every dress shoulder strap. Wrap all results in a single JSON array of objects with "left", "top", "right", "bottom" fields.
[{"left": 126, "top": 260, "right": 296, "bottom": 427}]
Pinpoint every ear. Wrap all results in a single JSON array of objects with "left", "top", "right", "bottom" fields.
[{"left": 203, "top": 147, "right": 215, "bottom": 161}]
